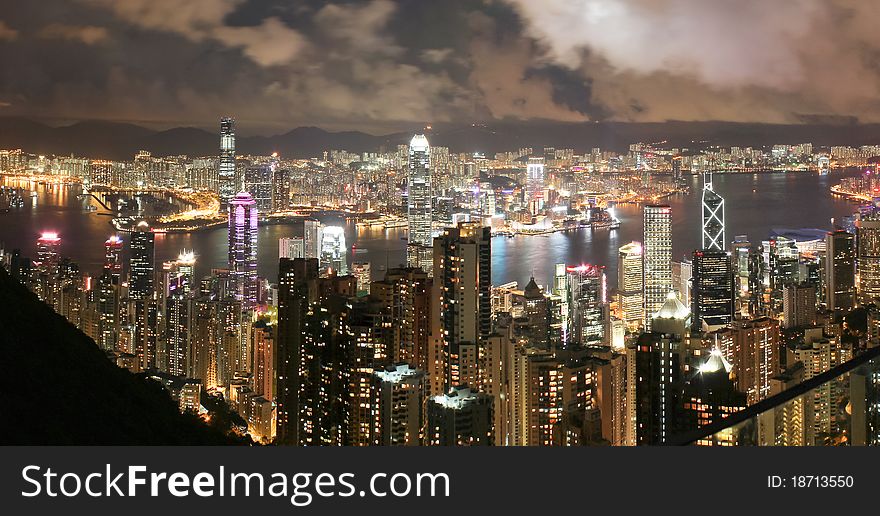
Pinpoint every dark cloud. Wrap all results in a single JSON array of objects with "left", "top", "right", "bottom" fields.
[{"left": 0, "top": 0, "right": 878, "bottom": 133}]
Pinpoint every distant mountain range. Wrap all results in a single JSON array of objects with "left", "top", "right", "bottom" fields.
[{"left": 3, "top": 116, "right": 880, "bottom": 161}]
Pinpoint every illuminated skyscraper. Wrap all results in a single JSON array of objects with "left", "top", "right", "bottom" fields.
[
  {"left": 858, "top": 212, "right": 880, "bottom": 303},
  {"left": 129, "top": 223, "right": 155, "bottom": 300},
  {"left": 279, "top": 236, "right": 304, "bottom": 260},
  {"left": 303, "top": 219, "right": 321, "bottom": 260},
  {"left": 407, "top": 134, "right": 432, "bottom": 274},
  {"left": 618, "top": 242, "right": 644, "bottom": 328},
  {"left": 320, "top": 225, "right": 348, "bottom": 275},
  {"left": 352, "top": 261, "right": 371, "bottom": 296},
  {"left": 643, "top": 205, "right": 673, "bottom": 330},
  {"left": 427, "top": 386, "right": 494, "bottom": 446},
  {"left": 372, "top": 364, "right": 427, "bottom": 446},
  {"left": 701, "top": 172, "right": 725, "bottom": 250},
  {"left": 34, "top": 232, "right": 61, "bottom": 303},
  {"left": 165, "top": 251, "right": 195, "bottom": 377},
  {"left": 432, "top": 221, "right": 492, "bottom": 391},
  {"left": 825, "top": 229, "right": 856, "bottom": 311},
  {"left": 690, "top": 249, "right": 734, "bottom": 332},
  {"left": 218, "top": 117, "right": 236, "bottom": 206},
  {"left": 228, "top": 192, "right": 258, "bottom": 309},
  {"left": 525, "top": 157, "right": 545, "bottom": 214},
  {"left": 104, "top": 235, "right": 123, "bottom": 283},
  {"left": 566, "top": 264, "right": 608, "bottom": 346},
  {"left": 244, "top": 163, "right": 274, "bottom": 212}
]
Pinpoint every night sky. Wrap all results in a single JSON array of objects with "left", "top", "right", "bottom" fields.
[{"left": 0, "top": 0, "right": 878, "bottom": 133}]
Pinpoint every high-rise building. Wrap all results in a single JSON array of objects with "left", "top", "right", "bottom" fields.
[
  {"left": 218, "top": 117, "right": 236, "bottom": 206},
  {"left": 34, "top": 232, "right": 61, "bottom": 304},
  {"left": 426, "top": 386, "right": 494, "bottom": 446},
  {"left": 690, "top": 250, "right": 734, "bottom": 332},
  {"left": 825, "top": 230, "right": 855, "bottom": 311},
  {"left": 272, "top": 167, "right": 290, "bottom": 212},
  {"left": 672, "top": 259, "right": 693, "bottom": 306},
  {"left": 525, "top": 157, "right": 545, "bottom": 214},
  {"left": 701, "top": 172, "right": 725, "bottom": 250},
  {"left": 320, "top": 225, "right": 348, "bottom": 275},
  {"left": 783, "top": 283, "right": 817, "bottom": 329},
  {"left": 228, "top": 192, "right": 258, "bottom": 309},
  {"left": 303, "top": 219, "right": 321, "bottom": 260},
  {"left": 566, "top": 264, "right": 608, "bottom": 346},
  {"left": 279, "top": 236, "right": 304, "bottom": 260},
  {"left": 129, "top": 223, "right": 155, "bottom": 300},
  {"left": 432, "top": 221, "right": 492, "bottom": 391},
  {"left": 711, "top": 317, "right": 780, "bottom": 404},
  {"left": 104, "top": 235, "right": 123, "bottom": 283},
  {"left": 628, "top": 293, "right": 689, "bottom": 445},
  {"left": 352, "top": 261, "right": 371, "bottom": 296},
  {"left": 682, "top": 349, "right": 747, "bottom": 446},
  {"left": 371, "top": 267, "right": 432, "bottom": 373},
  {"left": 372, "top": 364, "right": 427, "bottom": 446},
  {"left": 643, "top": 205, "right": 673, "bottom": 330},
  {"left": 407, "top": 134, "right": 433, "bottom": 274},
  {"left": 858, "top": 211, "right": 880, "bottom": 303},
  {"left": 618, "top": 242, "right": 644, "bottom": 328},
  {"left": 244, "top": 163, "right": 274, "bottom": 212}
]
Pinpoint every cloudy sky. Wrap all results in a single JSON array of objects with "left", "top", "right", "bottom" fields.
[{"left": 1, "top": 0, "right": 879, "bottom": 133}]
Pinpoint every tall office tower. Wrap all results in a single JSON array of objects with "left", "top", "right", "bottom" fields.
[
  {"left": 748, "top": 245, "right": 766, "bottom": 315},
  {"left": 96, "top": 270, "right": 120, "bottom": 351},
  {"left": 628, "top": 292, "right": 690, "bottom": 445},
  {"left": 566, "top": 264, "right": 608, "bottom": 346},
  {"left": 768, "top": 237, "right": 799, "bottom": 306},
  {"left": 682, "top": 349, "right": 747, "bottom": 446},
  {"left": 371, "top": 364, "right": 427, "bottom": 446},
  {"left": 783, "top": 283, "right": 817, "bottom": 329},
  {"left": 190, "top": 298, "right": 219, "bottom": 387},
  {"left": 825, "top": 230, "right": 856, "bottom": 311},
  {"left": 228, "top": 192, "right": 258, "bottom": 309},
  {"left": 34, "top": 232, "right": 61, "bottom": 303},
  {"left": 858, "top": 211, "right": 880, "bottom": 303},
  {"left": 251, "top": 318, "right": 275, "bottom": 399},
  {"left": 303, "top": 219, "right": 321, "bottom": 260},
  {"left": 701, "top": 172, "right": 725, "bottom": 250},
  {"left": 163, "top": 251, "right": 195, "bottom": 377},
  {"left": 711, "top": 316, "right": 780, "bottom": 404},
  {"left": 320, "top": 225, "right": 348, "bottom": 275},
  {"left": 407, "top": 134, "right": 433, "bottom": 274},
  {"left": 272, "top": 167, "right": 290, "bottom": 212},
  {"left": 618, "top": 242, "right": 644, "bottom": 328},
  {"left": 129, "top": 223, "right": 155, "bottom": 300},
  {"left": 690, "top": 250, "right": 734, "bottom": 332},
  {"left": 643, "top": 205, "right": 673, "bottom": 330},
  {"left": 352, "top": 261, "right": 371, "bottom": 296},
  {"left": 244, "top": 163, "right": 274, "bottom": 212},
  {"left": 595, "top": 350, "right": 627, "bottom": 446},
  {"left": 372, "top": 267, "right": 432, "bottom": 371},
  {"left": 732, "top": 236, "right": 751, "bottom": 309},
  {"left": 525, "top": 157, "right": 545, "bottom": 214},
  {"left": 426, "top": 386, "right": 494, "bottom": 446},
  {"left": 519, "top": 278, "right": 551, "bottom": 350},
  {"left": 279, "top": 236, "right": 304, "bottom": 260},
  {"left": 218, "top": 117, "right": 236, "bottom": 206},
  {"left": 432, "top": 221, "right": 492, "bottom": 390},
  {"left": 104, "top": 235, "right": 123, "bottom": 283},
  {"left": 672, "top": 259, "right": 693, "bottom": 306},
  {"left": 553, "top": 263, "right": 570, "bottom": 343}
]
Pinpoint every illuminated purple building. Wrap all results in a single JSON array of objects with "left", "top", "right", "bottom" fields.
[{"left": 228, "top": 192, "right": 258, "bottom": 309}]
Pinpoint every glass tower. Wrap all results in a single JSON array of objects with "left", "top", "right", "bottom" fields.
[
  {"left": 643, "top": 205, "right": 673, "bottom": 330},
  {"left": 228, "top": 192, "right": 258, "bottom": 309},
  {"left": 407, "top": 134, "right": 432, "bottom": 274},
  {"left": 218, "top": 117, "right": 236, "bottom": 206}
]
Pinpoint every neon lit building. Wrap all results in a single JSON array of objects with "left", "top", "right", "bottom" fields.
[{"left": 407, "top": 134, "right": 432, "bottom": 274}]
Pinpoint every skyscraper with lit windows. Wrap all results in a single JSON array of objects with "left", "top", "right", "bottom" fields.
[
  {"left": 701, "top": 172, "right": 725, "bottom": 251},
  {"left": 826, "top": 229, "right": 856, "bottom": 311},
  {"left": 618, "top": 242, "right": 644, "bottom": 328},
  {"left": 643, "top": 205, "right": 673, "bottom": 330},
  {"left": 218, "top": 117, "right": 236, "bottom": 206},
  {"left": 129, "top": 223, "right": 155, "bottom": 300},
  {"left": 407, "top": 134, "right": 432, "bottom": 274},
  {"left": 228, "top": 192, "right": 258, "bottom": 309}
]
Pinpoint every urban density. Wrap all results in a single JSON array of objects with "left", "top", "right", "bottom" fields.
[{"left": 3, "top": 119, "right": 880, "bottom": 446}]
